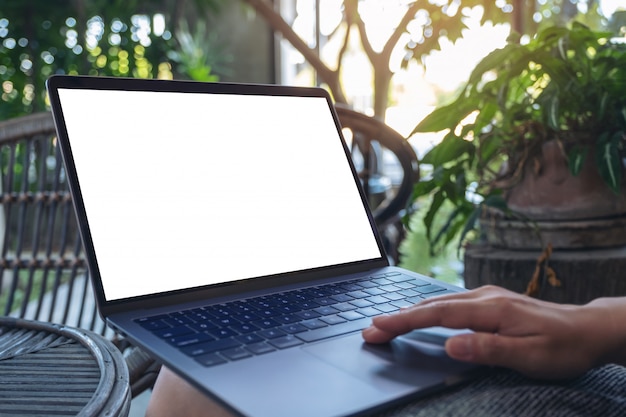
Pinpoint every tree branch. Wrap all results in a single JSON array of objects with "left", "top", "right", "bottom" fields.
[
  {"left": 242, "top": 0, "right": 347, "bottom": 102},
  {"left": 380, "top": 2, "right": 422, "bottom": 62},
  {"left": 334, "top": 6, "right": 353, "bottom": 76}
]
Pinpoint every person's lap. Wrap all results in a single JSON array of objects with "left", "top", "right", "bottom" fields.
[
  {"left": 146, "top": 364, "right": 626, "bottom": 416},
  {"left": 146, "top": 366, "right": 235, "bottom": 417}
]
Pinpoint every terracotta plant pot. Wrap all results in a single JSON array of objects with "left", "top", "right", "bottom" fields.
[{"left": 481, "top": 140, "right": 626, "bottom": 250}]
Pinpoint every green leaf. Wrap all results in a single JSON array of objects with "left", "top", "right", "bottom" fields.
[
  {"left": 412, "top": 96, "right": 477, "bottom": 134},
  {"left": 466, "top": 43, "right": 520, "bottom": 85},
  {"left": 457, "top": 205, "right": 481, "bottom": 254},
  {"left": 424, "top": 190, "right": 446, "bottom": 242},
  {"left": 482, "top": 194, "right": 508, "bottom": 211},
  {"left": 598, "top": 92, "right": 609, "bottom": 121},
  {"left": 411, "top": 180, "right": 438, "bottom": 200},
  {"left": 596, "top": 132, "right": 622, "bottom": 193},
  {"left": 546, "top": 96, "right": 560, "bottom": 130},
  {"left": 568, "top": 146, "right": 587, "bottom": 177},
  {"left": 421, "top": 134, "right": 473, "bottom": 166}
]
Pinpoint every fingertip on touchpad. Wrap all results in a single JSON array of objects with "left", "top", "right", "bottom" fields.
[{"left": 394, "top": 327, "right": 473, "bottom": 361}]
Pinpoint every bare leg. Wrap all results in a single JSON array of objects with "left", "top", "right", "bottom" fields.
[{"left": 145, "top": 366, "right": 236, "bottom": 417}]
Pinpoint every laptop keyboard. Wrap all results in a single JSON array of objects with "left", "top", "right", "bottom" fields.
[{"left": 135, "top": 272, "right": 458, "bottom": 367}]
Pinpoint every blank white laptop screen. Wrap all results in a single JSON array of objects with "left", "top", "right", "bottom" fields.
[{"left": 57, "top": 88, "right": 383, "bottom": 301}]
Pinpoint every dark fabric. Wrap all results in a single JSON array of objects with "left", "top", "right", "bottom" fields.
[{"left": 376, "top": 364, "right": 626, "bottom": 417}]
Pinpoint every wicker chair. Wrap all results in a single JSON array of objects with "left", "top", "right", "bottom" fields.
[
  {"left": 0, "top": 112, "right": 159, "bottom": 398},
  {"left": 0, "top": 107, "right": 418, "bottom": 398},
  {"left": 334, "top": 105, "right": 419, "bottom": 263}
]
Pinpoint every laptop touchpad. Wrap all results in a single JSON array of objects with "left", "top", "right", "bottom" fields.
[{"left": 302, "top": 332, "right": 477, "bottom": 393}]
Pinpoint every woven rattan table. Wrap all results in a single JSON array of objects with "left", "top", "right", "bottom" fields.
[{"left": 0, "top": 317, "right": 130, "bottom": 417}]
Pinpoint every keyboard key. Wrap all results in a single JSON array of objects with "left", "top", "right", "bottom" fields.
[
  {"left": 164, "top": 316, "right": 194, "bottom": 326},
  {"left": 340, "top": 283, "right": 363, "bottom": 292},
  {"left": 188, "top": 322, "right": 219, "bottom": 332},
  {"left": 380, "top": 284, "right": 400, "bottom": 292},
  {"left": 257, "top": 308, "right": 282, "bottom": 318},
  {"left": 155, "top": 326, "right": 194, "bottom": 339},
  {"left": 137, "top": 314, "right": 168, "bottom": 323},
  {"left": 338, "top": 310, "right": 365, "bottom": 321},
  {"left": 348, "top": 299, "right": 373, "bottom": 308},
  {"left": 330, "top": 294, "right": 354, "bottom": 303},
  {"left": 313, "top": 297, "right": 335, "bottom": 306},
  {"left": 419, "top": 289, "right": 460, "bottom": 299},
  {"left": 229, "top": 323, "right": 260, "bottom": 334},
  {"left": 296, "top": 317, "right": 371, "bottom": 342},
  {"left": 301, "top": 319, "right": 327, "bottom": 330},
  {"left": 168, "top": 333, "right": 214, "bottom": 347},
  {"left": 390, "top": 299, "right": 414, "bottom": 308},
  {"left": 280, "top": 323, "right": 309, "bottom": 334},
  {"left": 313, "top": 306, "right": 340, "bottom": 316},
  {"left": 397, "top": 289, "right": 420, "bottom": 298},
  {"left": 251, "top": 318, "right": 281, "bottom": 329},
  {"left": 268, "top": 335, "right": 304, "bottom": 349},
  {"left": 297, "top": 301, "right": 321, "bottom": 310},
  {"left": 356, "top": 280, "right": 379, "bottom": 289},
  {"left": 366, "top": 295, "right": 389, "bottom": 304},
  {"left": 257, "top": 328, "right": 287, "bottom": 339},
  {"left": 208, "top": 328, "right": 239, "bottom": 339},
  {"left": 233, "top": 312, "right": 262, "bottom": 322},
  {"left": 273, "top": 314, "right": 301, "bottom": 325},
  {"left": 182, "top": 338, "right": 241, "bottom": 357},
  {"left": 246, "top": 342, "right": 276, "bottom": 355},
  {"left": 236, "top": 333, "right": 264, "bottom": 344},
  {"left": 275, "top": 304, "right": 302, "bottom": 314},
  {"left": 320, "top": 315, "right": 347, "bottom": 325},
  {"left": 386, "top": 273, "right": 412, "bottom": 282},
  {"left": 295, "top": 310, "right": 320, "bottom": 320},
  {"left": 222, "top": 347, "right": 253, "bottom": 361},
  {"left": 213, "top": 317, "right": 242, "bottom": 327},
  {"left": 394, "top": 281, "right": 417, "bottom": 289},
  {"left": 346, "top": 290, "right": 370, "bottom": 299},
  {"left": 381, "top": 292, "right": 406, "bottom": 301},
  {"left": 373, "top": 303, "right": 399, "bottom": 313},
  {"left": 136, "top": 318, "right": 169, "bottom": 331},
  {"left": 331, "top": 302, "right": 357, "bottom": 312},
  {"left": 416, "top": 284, "right": 446, "bottom": 294},
  {"left": 356, "top": 307, "right": 383, "bottom": 317},
  {"left": 363, "top": 288, "right": 385, "bottom": 296},
  {"left": 195, "top": 353, "right": 228, "bottom": 367}
]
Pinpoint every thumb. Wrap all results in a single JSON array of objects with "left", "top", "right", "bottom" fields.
[
  {"left": 445, "top": 333, "right": 520, "bottom": 366},
  {"left": 445, "top": 333, "right": 551, "bottom": 378},
  {"left": 445, "top": 334, "right": 476, "bottom": 362}
]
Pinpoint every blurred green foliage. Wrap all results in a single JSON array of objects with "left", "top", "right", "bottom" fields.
[{"left": 0, "top": 0, "right": 229, "bottom": 119}]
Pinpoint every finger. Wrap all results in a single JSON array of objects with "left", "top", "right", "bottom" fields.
[
  {"left": 409, "top": 285, "right": 520, "bottom": 309},
  {"left": 445, "top": 333, "right": 583, "bottom": 379},
  {"left": 361, "top": 325, "right": 398, "bottom": 344},
  {"left": 371, "top": 298, "right": 508, "bottom": 337}
]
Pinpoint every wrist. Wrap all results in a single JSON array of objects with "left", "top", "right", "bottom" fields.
[{"left": 584, "top": 297, "right": 626, "bottom": 367}]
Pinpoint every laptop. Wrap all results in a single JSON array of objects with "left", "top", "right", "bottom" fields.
[{"left": 46, "top": 75, "right": 480, "bottom": 417}]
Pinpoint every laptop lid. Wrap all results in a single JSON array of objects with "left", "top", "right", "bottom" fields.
[{"left": 46, "top": 75, "right": 388, "bottom": 316}]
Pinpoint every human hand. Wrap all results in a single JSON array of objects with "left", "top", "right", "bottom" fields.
[{"left": 362, "top": 285, "right": 626, "bottom": 379}]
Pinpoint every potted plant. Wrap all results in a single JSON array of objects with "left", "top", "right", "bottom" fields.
[{"left": 410, "top": 22, "right": 626, "bottom": 255}]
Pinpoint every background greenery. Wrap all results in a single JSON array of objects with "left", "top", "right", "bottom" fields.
[
  {"left": 0, "top": 0, "right": 230, "bottom": 119},
  {"left": 1, "top": 0, "right": 624, "bottom": 284}
]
